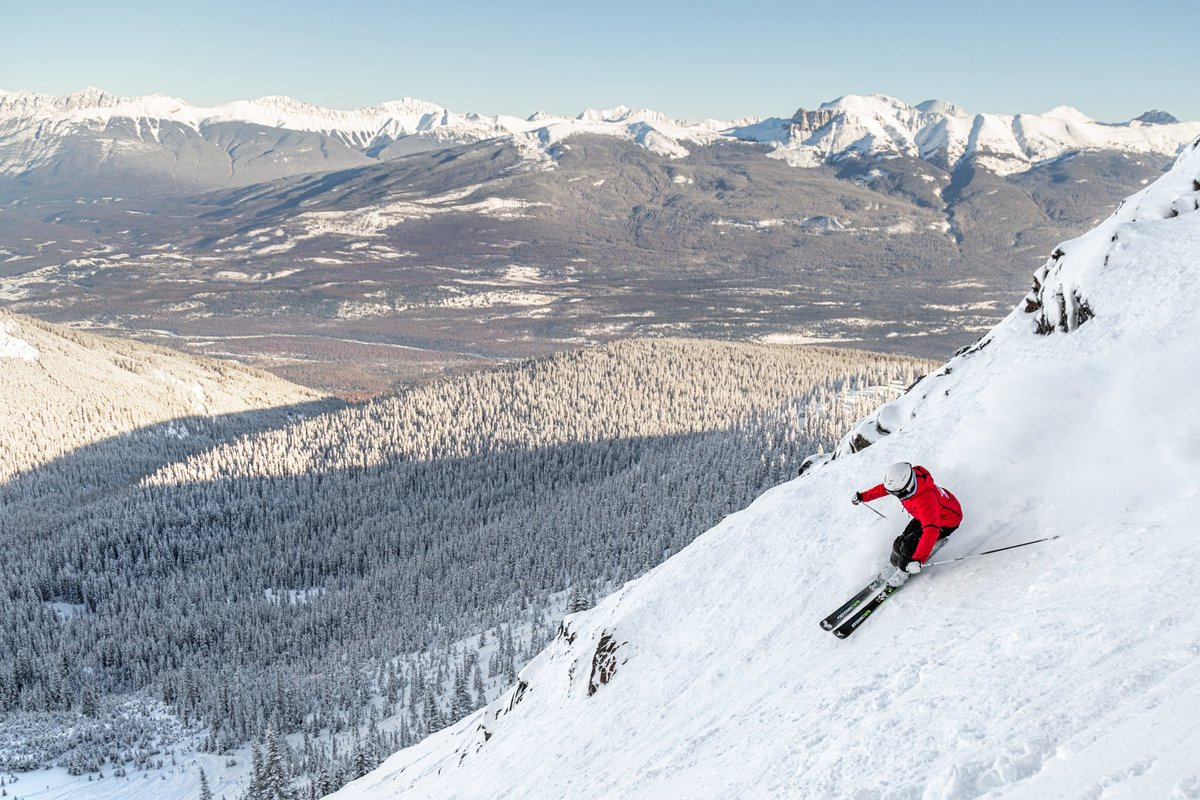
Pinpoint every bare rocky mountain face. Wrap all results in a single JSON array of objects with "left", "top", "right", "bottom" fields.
[{"left": 1, "top": 90, "right": 1195, "bottom": 394}]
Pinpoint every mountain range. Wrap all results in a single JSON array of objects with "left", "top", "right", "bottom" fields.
[{"left": 2, "top": 89, "right": 1196, "bottom": 189}]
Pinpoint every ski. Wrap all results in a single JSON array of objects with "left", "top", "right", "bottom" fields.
[
  {"left": 832, "top": 580, "right": 904, "bottom": 639},
  {"left": 819, "top": 576, "right": 886, "bottom": 631}
]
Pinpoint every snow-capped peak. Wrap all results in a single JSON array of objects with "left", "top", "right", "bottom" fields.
[
  {"left": 0, "top": 86, "right": 121, "bottom": 115},
  {"left": 572, "top": 106, "right": 686, "bottom": 127},
  {"left": 370, "top": 97, "right": 450, "bottom": 118},
  {"left": 914, "top": 98, "right": 968, "bottom": 117},
  {"left": 818, "top": 92, "right": 917, "bottom": 115},
  {"left": 1041, "top": 104, "right": 1092, "bottom": 122},
  {"left": 577, "top": 105, "right": 633, "bottom": 122},
  {"left": 1134, "top": 109, "right": 1179, "bottom": 125},
  {"left": 773, "top": 94, "right": 1200, "bottom": 173}
]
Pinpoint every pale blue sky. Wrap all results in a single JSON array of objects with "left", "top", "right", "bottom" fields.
[{"left": 3, "top": 0, "right": 1193, "bottom": 122}]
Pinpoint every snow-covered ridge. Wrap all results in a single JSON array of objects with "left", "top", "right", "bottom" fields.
[
  {"left": 326, "top": 136, "right": 1200, "bottom": 799},
  {"left": 0, "top": 88, "right": 728, "bottom": 170},
  {"left": 768, "top": 93, "right": 1200, "bottom": 174},
  {"left": 2, "top": 89, "right": 1196, "bottom": 179},
  {"left": 1025, "top": 135, "right": 1200, "bottom": 332},
  {"left": 0, "top": 88, "right": 512, "bottom": 151},
  {"left": 0, "top": 309, "right": 326, "bottom": 482},
  {"left": 826, "top": 134, "right": 1200, "bottom": 461}
]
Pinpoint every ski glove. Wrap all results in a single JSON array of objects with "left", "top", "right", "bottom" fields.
[
  {"left": 904, "top": 560, "right": 922, "bottom": 575},
  {"left": 851, "top": 492, "right": 862, "bottom": 505}
]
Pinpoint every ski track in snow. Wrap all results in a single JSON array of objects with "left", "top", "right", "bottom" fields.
[{"left": 327, "top": 142, "right": 1200, "bottom": 799}]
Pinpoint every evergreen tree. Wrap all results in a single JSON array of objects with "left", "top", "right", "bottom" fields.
[
  {"left": 262, "top": 727, "right": 295, "bottom": 800},
  {"left": 567, "top": 585, "right": 590, "bottom": 614},
  {"left": 246, "top": 742, "right": 266, "bottom": 800},
  {"left": 472, "top": 662, "right": 486, "bottom": 709},
  {"left": 79, "top": 678, "right": 99, "bottom": 718},
  {"left": 351, "top": 729, "right": 370, "bottom": 780},
  {"left": 198, "top": 767, "right": 213, "bottom": 800},
  {"left": 422, "top": 687, "right": 443, "bottom": 734},
  {"left": 314, "top": 758, "right": 334, "bottom": 798},
  {"left": 451, "top": 669, "right": 474, "bottom": 721}
]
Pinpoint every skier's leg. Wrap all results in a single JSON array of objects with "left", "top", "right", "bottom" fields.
[
  {"left": 887, "top": 521, "right": 929, "bottom": 586},
  {"left": 890, "top": 519, "right": 922, "bottom": 567}
]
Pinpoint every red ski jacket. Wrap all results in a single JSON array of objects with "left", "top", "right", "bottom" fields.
[{"left": 860, "top": 465, "right": 963, "bottom": 563}]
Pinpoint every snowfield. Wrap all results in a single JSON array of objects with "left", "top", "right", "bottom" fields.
[
  {"left": 328, "top": 141, "right": 1200, "bottom": 799},
  {"left": 0, "top": 318, "right": 39, "bottom": 360}
]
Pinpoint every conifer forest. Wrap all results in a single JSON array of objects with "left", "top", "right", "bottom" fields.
[{"left": 0, "top": 330, "right": 932, "bottom": 798}]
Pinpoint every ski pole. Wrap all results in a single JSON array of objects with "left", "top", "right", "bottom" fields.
[
  {"left": 923, "top": 535, "right": 1061, "bottom": 568},
  {"left": 859, "top": 502, "right": 886, "bottom": 520}
]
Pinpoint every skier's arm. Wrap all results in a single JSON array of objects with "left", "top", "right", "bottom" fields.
[
  {"left": 859, "top": 484, "right": 888, "bottom": 503},
  {"left": 911, "top": 523, "right": 940, "bottom": 563}
]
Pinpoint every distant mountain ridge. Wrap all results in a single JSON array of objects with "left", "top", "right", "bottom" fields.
[
  {"left": 766, "top": 94, "right": 1200, "bottom": 174},
  {"left": 1, "top": 88, "right": 1196, "bottom": 191}
]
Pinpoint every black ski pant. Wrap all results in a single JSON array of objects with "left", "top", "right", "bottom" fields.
[{"left": 890, "top": 519, "right": 958, "bottom": 567}]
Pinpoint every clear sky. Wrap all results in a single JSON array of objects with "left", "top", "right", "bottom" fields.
[{"left": 3, "top": 0, "right": 1194, "bottom": 122}]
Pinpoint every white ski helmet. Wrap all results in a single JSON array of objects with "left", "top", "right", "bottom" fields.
[{"left": 884, "top": 462, "right": 916, "bottom": 497}]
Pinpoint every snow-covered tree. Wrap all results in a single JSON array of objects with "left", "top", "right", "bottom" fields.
[{"left": 198, "top": 767, "right": 213, "bottom": 800}]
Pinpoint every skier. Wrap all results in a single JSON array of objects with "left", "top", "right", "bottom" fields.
[{"left": 852, "top": 462, "right": 963, "bottom": 583}]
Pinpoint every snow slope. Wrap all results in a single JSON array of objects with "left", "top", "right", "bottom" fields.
[
  {"left": 327, "top": 139, "right": 1200, "bottom": 799},
  {"left": 0, "top": 310, "right": 325, "bottom": 481},
  {"left": 0, "top": 317, "right": 39, "bottom": 360}
]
